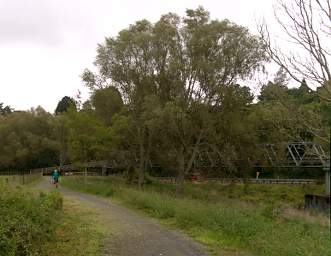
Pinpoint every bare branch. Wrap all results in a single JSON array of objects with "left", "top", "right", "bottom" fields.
[{"left": 259, "top": 0, "right": 331, "bottom": 96}]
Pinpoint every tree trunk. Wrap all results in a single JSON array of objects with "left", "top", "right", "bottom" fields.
[
  {"left": 84, "top": 167, "right": 87, "bottom": 187},
  {"left": 144, "top": 130, "right": 153, "bottom": 172},
  {"left": 176, "top": 146, "right": 185, "bottom": 196},
  {"left": 59, "top": 122, "right": 67, "bottom": 170},
  {"left": 138, "top": 130, "right": 145, "bottom": 190},
  {"left": 175, "top": 131, "right": 202, "bottom": 195}
]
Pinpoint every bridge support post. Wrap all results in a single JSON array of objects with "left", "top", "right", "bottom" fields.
[{"left": 304, "top": 163, "right": 330, "bottom": 212}]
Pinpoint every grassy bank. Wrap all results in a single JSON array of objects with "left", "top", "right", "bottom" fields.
[
  {"left": 62, "top": 176, "right": 330, "bottom": 256},
  {"left": 144, "top": 179, "right": 324, "bottom": 208},
  {"left": 0, "top": 182, "right": 105, "bottom": 256},
  {"left": 0, "top": 185, "right": 63, "bottom": 255}
]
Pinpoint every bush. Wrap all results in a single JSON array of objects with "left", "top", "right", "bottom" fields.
[{"left": 0, "top": 186, "right": 63, "bottom": 256}]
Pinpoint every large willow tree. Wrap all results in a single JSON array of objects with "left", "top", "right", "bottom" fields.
[{"left": 83, "top": 7, "right": 268, "bottom": 192}]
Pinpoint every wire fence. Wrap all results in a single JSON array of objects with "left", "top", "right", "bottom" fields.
[
  {"left": 0, "top": 169, "right": 43, "bottom": 185},
  {"left": 151, "top": 176, "right": 318, "bottom": 185}
]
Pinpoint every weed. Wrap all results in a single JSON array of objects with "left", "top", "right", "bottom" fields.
[{"left": 62, "top": 177, "right": 330, "bottom": 256}]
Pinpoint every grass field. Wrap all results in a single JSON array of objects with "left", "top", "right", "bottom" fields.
[{"left": 62, "top": 176, "right": 330, "bottom": 256}]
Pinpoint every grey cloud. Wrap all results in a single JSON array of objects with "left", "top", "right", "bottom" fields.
[
  {"left": 0, "top": 0, "right": 91, "bottom": 45},
  {"left": 0, "top": 0, "right": 61, "bottom": 44}
]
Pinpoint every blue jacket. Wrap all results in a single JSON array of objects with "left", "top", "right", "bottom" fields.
[{"left": 52, "top": 171, "right": 60, "bottom": 180}]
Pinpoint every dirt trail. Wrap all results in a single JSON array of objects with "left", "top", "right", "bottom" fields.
[{"left": 36, "top": 178, "right": 207, "bottom": 256}]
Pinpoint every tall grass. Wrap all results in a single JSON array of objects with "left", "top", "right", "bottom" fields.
[
  {"left": 62, "top": 177, "right": 330, "bottom": 256},
  {"left": 0, "top": 184, "right": 63, "bottom": 256},
  {"left": 145, "top": 180, "right": 324, "bottom": 207}
]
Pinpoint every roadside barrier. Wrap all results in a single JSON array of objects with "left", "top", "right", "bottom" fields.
[{"left": 152, "top": 177, "right": 317, "bottom": 185}]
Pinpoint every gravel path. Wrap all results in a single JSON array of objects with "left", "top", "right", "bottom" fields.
[{"left": 36, "top": 178, "right": 207, "bottom": 256}]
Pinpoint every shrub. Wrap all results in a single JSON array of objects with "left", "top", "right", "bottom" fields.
[{"left": 0, "top": 186, "right": 63, "bottom": 256}]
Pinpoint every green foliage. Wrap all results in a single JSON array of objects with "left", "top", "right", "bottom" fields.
[
  {"left": 55, "top": 96, "right": 77, "bottom": 115},
  {"left": 91, "top": 86, "right": 123, "bottom": 126},
  {"left": 253, "top": 77, "right": 329, "bottom": 155},
  {"left": 82, "top": 7, "right": 268, "bottom": 190},
  {"left": 0, "top": 186, "right": 63, "bottom": 256},
  {"left": 0, "top": 107, "right": 59, "bottom": 170},
  {"left": 65, "top": 110, "right": 111, "bottom": 162}
]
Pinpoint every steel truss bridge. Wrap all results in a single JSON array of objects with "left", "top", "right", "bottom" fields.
[
  {"left": 38, "top": 141, "right": 329, "bottom": 173},
  {"left": 258, "top": 142, "right": 329, "bottom": 169},
  {"left": 30, "top": 141, "right": 330, "bottom": 195}
]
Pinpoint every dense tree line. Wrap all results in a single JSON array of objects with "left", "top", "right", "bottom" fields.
[
  {"left": 0, "top": 103, "right": 12, "bottom": 115},
  {"left": 0, "top": 107, "right": 58, "bottom": 170},
  {"left": 0, "top": 8, "right": 329, "bottom": 193}
]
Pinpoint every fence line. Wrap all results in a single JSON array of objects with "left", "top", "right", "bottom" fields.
[
  {"left": 152, "top": 177, "right": 318, "bottom": 185},
  {"left": 0, "top": 169, "right": 43, "bottom": 185}
]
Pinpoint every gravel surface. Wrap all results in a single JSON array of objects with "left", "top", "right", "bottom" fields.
[{"left": 36, "top": 178, "right": 207, "bottom": 256}]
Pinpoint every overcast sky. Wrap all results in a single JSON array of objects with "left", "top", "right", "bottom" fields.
[{"left": 0, "top": 0, "right": 275, "bottom": 112}]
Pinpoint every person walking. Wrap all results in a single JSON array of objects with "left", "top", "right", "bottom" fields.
[{"left": 52, "top": 169, "right": 60, "bottom": 188}]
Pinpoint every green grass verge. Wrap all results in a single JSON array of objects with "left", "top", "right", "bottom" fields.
[
  {"left": 146, "top": 180, "right": 325, "bottom": 208},
  {"left": 0, "top": 182, "right": 105, "bottom": 256},
  {"left": 62, "top": 176, "right": 330, "bottom": 256},
  {"left": 44, "top": 198, "right": 106, "bottom": 256}
]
